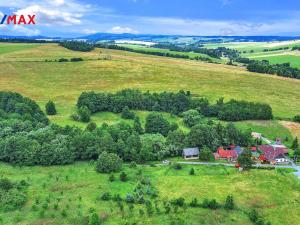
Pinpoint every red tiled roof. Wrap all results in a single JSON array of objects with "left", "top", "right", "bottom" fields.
[
  {"left": 258, "top": 145, "right": 288, "bottom": 161},
  {"left": 251, "top": 147, "right": 257, "bottom": 151},
  {"left": 217, "top": 147, "right": 238, "bottom": 159}
]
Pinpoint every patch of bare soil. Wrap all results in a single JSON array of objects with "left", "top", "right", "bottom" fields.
[{"left": 280, "top": 121, "right": 300, "bottom": 138}]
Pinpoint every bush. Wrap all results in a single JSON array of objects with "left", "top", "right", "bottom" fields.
[
  {"left": 201, "top": 199, "right": 220, "bottom": 209},
  {"left": 120, "top": 172, "right": 127, "bottom": 182},
  {"left": 86, "top": 122, "right": 97, "bottom": 132},
  {"left": 109, "top": 174, "right": 115, "bottom": 182},
  {"left": 189, "top": 168, "right": 195, "bottom": 175},
  {"left": 190, "top": 198, "right": 199, "bottom": 207},
  {"left": 182, "top": 109, "right": 203, "bottom": 127},
  {"left": 121, "top": 106, "right": 135, "bottom": 119},
  {"left": 293, "top": 115, "right": 300, "bottom": 123},
  {"left": 170, "top": 197, "right": 185, "bottom": 207},
  {"left": 0, "top": 178, "right": 13, "bottom": 191},
  {"left": 224, "top": 195, "right": 234, "bottom": 210},
  {"left": 145, "top": 113, "right": 171, "bottom": 136},
  {"left": 78, "top": 106, "right": 91, "bottom": 122},
  {"left": 70, "top": 57, "right": 83, "bottom": 62},
  {"left": 58, "top": 58, "right": 68, "bottom": 62},
  {"left": 125, "top": 194, "right": 135, "bottom": 203},
  {"left": 173, "top": 163, "right": 182, "bottom": 170},
  {"left": 88, "top": 212, "right": 100, "bottom": 225},
  {"left": 45, "top": 101, "right": 57, "bottom": 115},
  {"left": 96, "top": 151, "right": 123, "bottom": 173},
  {"left": 100, "top": 192, "right": 111, "bottom": 201}
]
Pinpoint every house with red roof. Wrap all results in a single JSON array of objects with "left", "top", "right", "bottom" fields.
[
  {"left": 258, "top": 144, "right": 289, "bottom": 164},
  {"left": 214, "top": 147, "right": 238, "bottom": 161}
]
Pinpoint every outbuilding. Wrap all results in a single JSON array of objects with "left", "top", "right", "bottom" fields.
[{"left": 182, "top": 148, "right": 200, "bottom": 160}]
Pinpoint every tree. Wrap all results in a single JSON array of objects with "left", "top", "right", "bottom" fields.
[
  {"left": 45, "top": 101, "right": 57, "bottom": 115},
  {"left": 199, "top": 146, "right": 214, "bottom": 161},
  {"left": 96, "top": 151, "right": 122, "bottom": 173},
  {"left": 133, "top": 116, "right": 143, "bottom": 134},
  {"left": 224, "top": 195, "right": 234, "bottom": 210},
  {"left": 189, "top": 168, "right": 195, "bottom": 175},
  {"left": 291, "top": 137, "right": 299, "bottom": 150},
  {"left": 237, "top": 150, "right": 254, "bottom": 170},
  {"left": 166, "top": 130, "right": 186, "bottom": 156},
  {"left": 86, "top": 122, "right": 97, "bottom": 132},
  {"left": 145, "top": 113, "right": 171, "bottom": 136},
  {"left": 182, "top": 109, "right": 203, "bottom": 127},
  {"left": 78, "top": 106, "right": 91, "bottom": 122},
  {"left": 121, "top": 106, "right": 135, "bottom": 119},
  {"left": 140, "top": 134, "right": 167, "bottom": 162}
]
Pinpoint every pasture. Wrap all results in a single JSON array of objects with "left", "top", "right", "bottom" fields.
[
  {"left": 1, "top": 162, "right": 300, "bottom": 225},
  {"left": 0, "top": 43, "right": 299, "bottom": 121}
]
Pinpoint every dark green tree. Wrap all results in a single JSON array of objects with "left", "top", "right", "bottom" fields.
[
  {"left": 224, "top": 195, "right": 235, "bottom": 210},
  {"left": 133, "top": 116, "right": 144, "bottom": 134},
  {"left": 237, "top": 150, "right": 254, "bottom": 170},
  {"left": 291, "top": 137, "right": 299, "bottom": 150},
  {"left": 78, "top": 106, "right": 91, "bottom": 122},
  {"left": 145, "top": 113, "right": 171, "bottom": 136},
  {"left": 121, "top": 106, "right": 135, "bottom": 119},
  {"left": 45, "top": 101, "right": 57, "bottom": 115},
  {"left": 96, "top": 151, "right": 122, "bottom": 173}
]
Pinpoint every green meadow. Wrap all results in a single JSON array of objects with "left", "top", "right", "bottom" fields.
[
  {"left": 0, "top": 43, "right": 299, "bottom": 120},
  {"left": 0, "top": 42, "right": 300, "bottom": 225},
  {"left": 1, "top": 162, "right": 300, "bottom": 225}
]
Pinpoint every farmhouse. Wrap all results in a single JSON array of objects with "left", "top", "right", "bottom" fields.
[
  {"left": 214, "top": 147, "right": 238, "bottom": 161},
  {"left": 182, "top": 148, "right": 200, "bottom": 160},
  {"left": 259, "top": 145, "right": 289, "bottom": 164}
]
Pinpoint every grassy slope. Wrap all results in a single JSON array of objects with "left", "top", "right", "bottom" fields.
[
  {"left": 205, "top": 41, "right": 300, "bottom": 69},
  {"left": 0, "top": 43, "right": 299, "bottom": 121},
  {"left": 1, "top": 162, "right": 300, "bottom": 225}
]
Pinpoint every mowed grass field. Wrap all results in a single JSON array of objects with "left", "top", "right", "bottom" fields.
[
  {"left": 205, "top": 40, "right": 300, "bottom": 69},
  {"left": 1, "top": 162, "right": 300, "bottom": 225},
  {"left": 0, "top": 43, "right": 300, "bottom": 122}
]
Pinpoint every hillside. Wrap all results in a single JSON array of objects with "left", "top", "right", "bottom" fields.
[{"left": 0, "top": 43, "right": 299, "bottom": 123}]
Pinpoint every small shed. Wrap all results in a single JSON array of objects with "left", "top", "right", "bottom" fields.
[{"left": 182, "top": 148, "right": 200, "bottom": 160}]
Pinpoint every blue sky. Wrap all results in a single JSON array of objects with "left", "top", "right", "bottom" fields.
[{"left": 0, "top": 0, "right": 300, "bottom": 37}]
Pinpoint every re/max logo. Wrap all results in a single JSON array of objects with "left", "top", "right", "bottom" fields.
[{"left": 0, "top": 15, "right": 36, "bottom": 25}]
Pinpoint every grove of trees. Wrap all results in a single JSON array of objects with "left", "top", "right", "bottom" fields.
[
  {"left": 77, "top": 89, "right": 273, "bottom": 121},
  {"left": 0, "top": 91, "right": 253, "bottom": 167}
]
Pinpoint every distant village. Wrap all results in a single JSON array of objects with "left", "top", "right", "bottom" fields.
[{"left": 183, "top": 132, "right": 289, "bottom": 165}]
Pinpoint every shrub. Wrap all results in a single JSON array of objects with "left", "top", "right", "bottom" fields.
[
  {"left": 58, "top": 58, "right": 68, "bottom": 62},
  {"left": 70, "top": 57, "right": 83, "bottom": 62},
  {"left": 190, "top": 198, "right": 199, "bottom": 207},
  {"left": 109, "top": 174, "right": 115, "bottom": 182},
  {"left": 121, "top": 106, "right": 135, "bottom": 119},
  {"left": 293, "top": 115, "right": 300, "bottom": 123},
  {"left": 120, "top": 172, "right": 127, "bottom": 182},
  {"left": 45, "top": 101, "right": 57, "bottom": 115},
  {"left": 101, "top": 192, "right": 111, "bottom": 201},
  {"left": 201, "top": 199, "right": 220, "bottom": 210},
  {"left": 189, "top": 168, "right": 195, "bottom": 175},
  {"left": 89, "top": 212, "right": 100, "bottom": 225},
  {"left": 182, "top": 109, "right": 203, "bottom": 127},
  {"left": 86, "top": 122, "right": 97, "bottom": 132},
  {"left": 0, "top": 178, "right": 13, "bottom": 191},
  {"left": 224, "top": 195, "right": 234, "bottom": 210},
  {"left": 78, "top": 106, "right": 91, "bottom": 123},
  {"left": 96, "top": 151, "right": 122, "bottom": 173},
  {"left": 125, "top": 194, "right": 135, "bottom": 203},
  {"left": 173, "top": 163, "right": 182, "bottom": 170},
  {"left": 170, "top": 197, "right": 185, "bottom": 207}
]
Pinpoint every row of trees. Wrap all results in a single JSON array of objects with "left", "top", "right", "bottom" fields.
[
  {"left": 59, "top": 41, "right": 94, "bottom": 52},
  {"left": 94, "top": 43, "right": 213, "bottom": 62},
  {"left": 246, "top": 60, "right": 300, "bottom": 79},
  {"left": 77, "top": 89, "right": 273, "bottom": 121},
  {"left": 152, "top": 43, "right": 239, "bottom": 59}
]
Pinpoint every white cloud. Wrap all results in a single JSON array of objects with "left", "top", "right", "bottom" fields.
[{"left": 108, "top": 26, "right": 139, "bottom": 34}]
